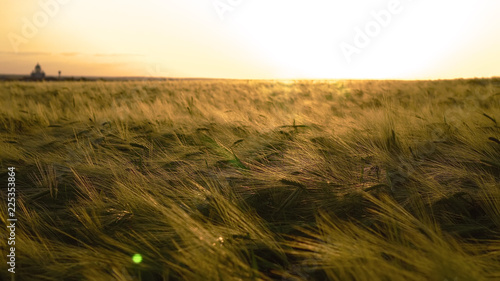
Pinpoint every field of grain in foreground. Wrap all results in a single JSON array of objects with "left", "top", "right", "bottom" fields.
[{"left": 1, "top": 79, "right": 500, "bottom": 280}]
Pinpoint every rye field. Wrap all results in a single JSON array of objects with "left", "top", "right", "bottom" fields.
[{"left": 1, "top": 79, "right": 500, "bottom": 281}]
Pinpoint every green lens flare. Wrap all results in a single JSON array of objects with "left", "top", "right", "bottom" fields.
[{"left": 132, "top": 254, "right": 143, "bottom": 264}]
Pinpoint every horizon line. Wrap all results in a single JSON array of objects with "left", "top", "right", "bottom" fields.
[{"left": 1, "top": 73, "right": 499, "bottom": 82}]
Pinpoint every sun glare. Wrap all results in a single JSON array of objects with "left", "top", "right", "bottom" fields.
[{"left": 0, "top": 0, "right": 499, "bottom": 78}]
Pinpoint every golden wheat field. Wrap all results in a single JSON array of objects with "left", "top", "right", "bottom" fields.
[{"left": 1, "top": 79, "right": 500, "bottom": 281}]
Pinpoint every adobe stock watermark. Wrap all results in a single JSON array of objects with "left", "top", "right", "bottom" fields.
[
  {"left": 146, "top": 63, "right": 170, "bottom": 78},
  {"left": 339, "top": 0, "right": 415, "bottom": 63},
  {"left": 213, "top": 0, "right": 244, "bottom": 20},
  {"left": 282, "top": 256, "right": 322, "bottom": 281},
  {"left": 8, "top": 0, "right": 72, "bottom": 53}
]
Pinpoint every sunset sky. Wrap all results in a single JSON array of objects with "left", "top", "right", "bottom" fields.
[{"left": 1, "top": 0, "right": 499, "bottom": 79}]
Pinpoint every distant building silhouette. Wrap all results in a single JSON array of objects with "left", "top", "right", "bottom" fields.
[{"left": 30, "top": 63, "right": 45, "bottom": 80}]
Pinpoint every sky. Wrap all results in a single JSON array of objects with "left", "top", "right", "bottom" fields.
[{"left": 1, "top": 0, "right": 499, "bottom": 79}]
